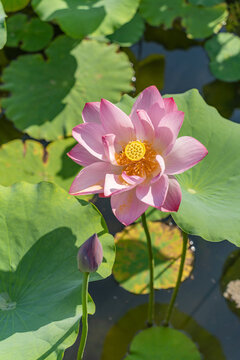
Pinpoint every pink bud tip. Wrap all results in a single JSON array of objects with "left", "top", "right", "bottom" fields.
[{"left": 77, "top": 233, "right": 103, "bottom": 273}]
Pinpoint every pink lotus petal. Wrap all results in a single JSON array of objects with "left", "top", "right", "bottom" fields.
[
  {"left": 100, "top": 99, "right": 135, "bottom": 142},
  {"left": 111, "top": 188, "right": 149, "bottom": 225},
  {"left": 69, "top": 162, "right": 112, "bottom": 195},
  {"left": 82, "top": 102, "right": 101, "bottom": 123},
  {"left": 67, "top": 143, "right": 98, "bottom": 167},
  {"left": 151, "top": 154, "right": 165, "bottom": 183},
  {"left": 153, "top": 126, "right": 174, "bottom": 155},
  {"left": 104, "top": 173, "right": 145, "bottom": 197},
  {"left": 130, "top": 86, "right": 165, "bottom": 127},
  {"left": 102, "top": 134, "right": 120, "bottom": 165},
  {"left": 135, "top": 109, "right": 155, "bottom": 142},
  {"left": 104, "top": 174, "right": 130, "bottom": 196},
  {"left": 165, "top": 136, "right": 208, "bottom": 175},
  {"left": 163, "top": 97, "right": 178, "bottom": 113},
  {"left": 121, "top": 172, "right": 145, "bottom": 185},
  {"left": 136, "top": 174, "right": 169, "bottom": 208},
  {"left": 72, "top": 122, "right": 106, "bottom": 161},
  {"left": 160, "top": 176, "right": 182, "bottom": 212},
  {"left": 159, "top": 111, "right": 184, "bottom": 139},
  {"left": 147, "top": 102, "right": 166, "bottom": 129}
]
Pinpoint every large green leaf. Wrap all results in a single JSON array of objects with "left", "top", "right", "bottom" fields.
[
  {"left": 0, "top": 138, "right": 83, "bottom": 193},
  {"left": 125, "top": 327, "right": 201, "bottom": 360},
  {"left": 0, "top": 182, "right": 115, "bottom": 359},
  {"left": 181, "top": 3, "right": 228, "bottom": 39},
  {"left": 102, "top": 303, "right": 226, "bottom": 360},
  {"left": 113, "top": 222, "right": 193, "bottom": 294},
  {"left": 171, "top": 90, "right": 240, "bottom": 245},
  {"left": 139, "top": 0, "right": 228, "bottom": 39},
  {"left": 32, "top": 0, "right": 140, "bottom": 39},
  {"left": 2, "top": 0, "right": 30, "bottom": 12},
  {"left": 205, "top": 33, "right": 240, "bottom": 82},
  {"left": 115, "top": 90, "right": 240, "bottom": 246},
  {"left": 0, "top": 1, "right": 6, "bottom": 49},
  {"left": 6, "top": 14, "right": 53, "bottom": 52},
  {"left": 1, "top": 36, "right": 133, "bottom": 141}
]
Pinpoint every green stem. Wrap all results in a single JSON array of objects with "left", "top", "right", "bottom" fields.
[
  {"left": 163, "top": 231, "right": 188, "bottom": 327},
  {"left": 77, "top": 272, "right": 90, "bottom": 360},
  {"left": 141, "top": 212, "right": 154, "bottom": 326}
]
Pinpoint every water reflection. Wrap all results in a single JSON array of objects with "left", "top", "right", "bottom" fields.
[{"left": 101, "top": 303, "right": 226, "bottom": 360}]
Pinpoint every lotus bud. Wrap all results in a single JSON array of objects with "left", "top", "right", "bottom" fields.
[{"left": 77, "top": 233, "right": 103, "bottom": 273}]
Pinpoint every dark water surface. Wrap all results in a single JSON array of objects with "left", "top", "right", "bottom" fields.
[{"left": 64, "top": 35, "right": 240, "bottom": 360}]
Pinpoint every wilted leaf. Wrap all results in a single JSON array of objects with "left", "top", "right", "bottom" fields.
[{"left": 113, "top": 222, "right": 193, "bottom": 294}]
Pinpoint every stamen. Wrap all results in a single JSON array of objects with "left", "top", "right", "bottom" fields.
[{"left": 115, "top": 141, "right": 158, "bottom": 178}]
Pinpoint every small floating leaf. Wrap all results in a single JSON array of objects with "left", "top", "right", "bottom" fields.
[
  {"left": 125, "top": 327, "right": 201, "bottom": 360},
  {"left": 7, "top": 14, "right": 53, "bottom": 52},
  {"left": 113, "top": 222, "right": 193, "bottom": 294},
  {"left": 205, "top": 33, "right": 240, "bottom": 82},
  {"left": 2, "top": 0, "right": 30, "bottom": 12}
]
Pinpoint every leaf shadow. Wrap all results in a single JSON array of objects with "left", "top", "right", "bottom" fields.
[
  {"left": 114, "top": 239, "right": 179, "bottom": 284},
  {"left": 51, "top": 0, "right": 106, "bottom": 37},
  {"left": 0, "top": 227, "right": 85, "bottom": 341}
]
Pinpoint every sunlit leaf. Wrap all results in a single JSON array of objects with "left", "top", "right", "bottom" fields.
[
  {"left": 0, "top": 182, "right": 115, "bottom": 359},
  {"left": 205, "top": 33, "right": 240, "bottom": 82},
  {"left": 181, "top": 3, "right": 228, "bottom": 39},
  {"left": 2, "top": 0, "right": 30, "bottom": 12},
  {"left": 102, "top": 303, "right": 225, "bottom": 360},
  {"left": 113, "top": 222, "right": 193, "bottom": 294},
  {"left": 6, "top": 14, "right": 53, "bottom": 52},
  {"left": 125, "top": 327, "right": 201, "bottom": 360},
  {"left": 1, "top": 36, "right": 133, "bottom": 141},
  {"left": 115, "top": 90, "right": 240, "bottom": 246},
  {"left": 32, "top": 0, "right": 140, "bottom": 39},
  {"left": 107, "top": 13, "right": 145, "bottom": 47},
  {"left": 140, "top": 0, "right": 228, "bottom": 39}
]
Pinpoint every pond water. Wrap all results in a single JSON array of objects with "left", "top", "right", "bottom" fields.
[{"left": 64, "top": 28, "right": 240, "bottom": 360}]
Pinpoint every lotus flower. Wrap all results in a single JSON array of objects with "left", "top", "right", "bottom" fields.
[{"left": 68, "top": 86, "right": 208, "bottom": 225}]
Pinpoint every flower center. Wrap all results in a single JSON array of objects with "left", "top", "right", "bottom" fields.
[
  {"left": 124, "top": 141, "right": 146, "bottom": 161},
  {"left": 115, "top": 141, "right": 158, "bottom": 178}
]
